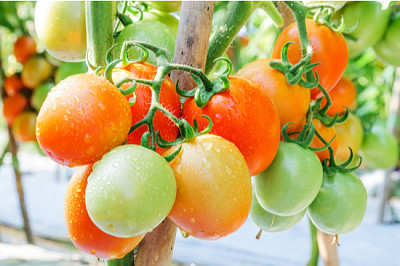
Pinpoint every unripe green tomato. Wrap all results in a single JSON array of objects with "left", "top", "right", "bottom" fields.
[
  {"left": 308, "top": 171, "right": 367, "bottom": 234},
  {"left": 250, "top": 189, "right": 305, "bottom": 233},
  {"left": 143, "top": 10, "right": 179, "bottom": 34},
  {"left": 359, "top": 125, "right": 399, "bottom": 169},
  {"left": 146, "top": 1, "right": 181, "bottom": 13},
  {"left": 35, "top": 1, "right": 86, "bottom": 62},
  {"left": 254, "top": 141, "right": 323, "bottom": 216},
  {"left": 31, "top": 82, "right": 54, "bottom": 111},
  {"left": 55, "top": 62, "right": 88, "bottom": 83},
  {"left": 114, "top": 20, "right": 176, "bottom": 65},
  {"left": 85, "top": 145, "right": 177, "bottom": 238},
  {"left": 374, "top": 15, "right": 400, "bottom": 66}
]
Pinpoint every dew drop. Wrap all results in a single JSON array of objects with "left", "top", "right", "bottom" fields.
[
  {"left": 90, "top": 249, "right": 96, "bottom": 255},
  {"left": 180, "top": 230, "right": 190, "bottom": 238},
  {"left": 113, "top": 161, "right": 120, "bottom": 168},
  {"left": 201, "top": 141, "right": 213, "bottom": 151},
  {"left": 235, "top": 160, "right": 242, "bottom": 167},
  {"left": 214, "top": 114, "right": 223, "bottom": 123},
  {"left": 201, "top": 158, "right": 211, "bottom": 169},
  {"left": 225, "top": 165, "right": 232, "bottom": 175},
  {"left": 176, "top": 165, "right": 182, "bottom": 175},
  {"left": 190, "top": 218, "right": 196, "bottom": 224}
]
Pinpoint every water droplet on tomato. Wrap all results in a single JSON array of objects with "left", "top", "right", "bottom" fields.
[
  {"left": 176, "top": 165, "right": 182, "bottom": 175},
  {"left": 229, "top": 108, "right": 236, "bottom": 115},
  {"left": 112, "top": 161, "right": 120, "bottom": 168},
  {"left": 180, "top": 230, "right": 190, "bottom": 238},
  {"left": 90, "top": 249, "right": 96, "bottom": 255},
  {"left": 214, "top": 114, "right": 222, "bottom": 123},
  {"left": 201, "top": 158, "right": 211, "bottom": 169},
  {"left": 190, "top": 218, "right": 196, "bottom": 223},
  {"left": 225, "top": 165, "right": 232, "bottom": 175},
  {"left": 235, "top": 160, "right": 242, "bottom": 167},
  {"left": 201, "top": 141, "right": 213, "bottom": 151}
]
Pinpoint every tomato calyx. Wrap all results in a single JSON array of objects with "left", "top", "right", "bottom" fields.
[{"left": 308, "top": 5, "right": 346, "bottom": 33}]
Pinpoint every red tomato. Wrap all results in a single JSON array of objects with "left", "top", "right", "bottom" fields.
[
  {"left": 12, "top": 112, "right": 37, "bottom": 142},
  {"left": 4, "top": 74, "right": 24, "bottom": 96},
  {"left": 112, "top": 63, "right": 181, "bottom": 154},
  {"left": 182, "top": 76, "right": 280, "bottom": 176},
  {"left": 13, "top": 36, "right": 37, "bottom": 64},
  {"left": 3, "top": 93, "right": 28, "bottom": 125},
  {"left": 65, "top": 165, "right": 143, "bottom": 259},
  {"left": 272, "top": 19, "right": 348, "bottom": 100},
  {"left": 321, "top": 77, "right": 356, "bottom": 116}
]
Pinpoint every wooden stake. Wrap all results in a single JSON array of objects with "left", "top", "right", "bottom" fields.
[
  {"left": 317, "top": 231, "right": 339, "bottom": 266},
  {"left": 135, "top": 2, "right": 215, "bottom": 265}
]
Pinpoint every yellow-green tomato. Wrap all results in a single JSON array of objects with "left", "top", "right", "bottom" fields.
[
  {"left": 85, "top": 145, "right": 177, "bottom": 238},
  {"left": 35, "top": 1, "right": 86, "bottom": 62},
  {"left": 254, "top": 141, "right": 323, "bottom": 216},
  {"left": 374, "top": 15, "right": 400, "bottom": 66},
  {"left": 250, "top": 189, "right": 305, "bottom": 233},
  {"left": 146, "top": 1, "right": 181, "bottom": 13},
  {"left": 308, "top": 171, "right": 367, "bottom": 234},
  {"left": 21, "top": 56, "right": 52, "bottom": 89},
  {"left": 31, "top": 82, "right": 54, "bottom": 111}
]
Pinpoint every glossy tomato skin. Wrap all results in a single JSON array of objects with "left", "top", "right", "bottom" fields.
[
  {"left": 237, "top": 58, "right": 310, "bottom": 131},
  {"left": 164, "top": 134, "right": 252, "bottom": 240},
  {"left": 254, "top": 141, "right": 323, "bottom": 216},
  {"left": 3, "top": 93, "right": 28, "bottom": 125},
  {"left": 311, "top": 119, "right": 338, "bottom": 162},
  {"left": 250, "top": 188, "right": 305, "bottom": 233},
  {"left": 308, "top": 171, "right": 367, "bottom": 234},
  {"left": 13, "top": 36, "right": 37, "bottom": 64},
  {"left": 65, "top": 165, "right": 143, "bottom": 260},
  {"left": 4, "top": 74, "right": 24, "bottom": 96},
  {"left": 12, "top": 112, "right": 37, "bottom": 142},
  {"left": 272, "top": 19, "right": 348, "bottom": 100},
  {"left": 35, "top": 1, "right": 86, "bottom": 62},
  {"left": 321, "top": 77, "right": 356, "bottom": 116},
  {"left": 359, "top": 125, "right": 398, "bottom": 169},
  {"left": 374, "top": 15, "right": 400, "bottom": 66},
  {"left": 85, "top": 145, "right": 176, "bottom": 238},
  {"left": 21, "top": 56, "right": 52, "bottom": 89},
  {"left": 112, "top": 63, "right": 181, "bottom": 154},
  {"left": 36, "top": 74, "right": 132, "bottom": 167},
  {"left": 182, "top": 76, "right": 280, "bottom": 176},
  {"left": 334, "top": 113, "right": 364, "bottom": 163}
]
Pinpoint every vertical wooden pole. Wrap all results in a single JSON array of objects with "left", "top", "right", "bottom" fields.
[
  {"left": 135, "top": 2, "right": 215, "bottom": 265},
  {"left": 317, "top": 231, "right": 339, "bottom": 266}
]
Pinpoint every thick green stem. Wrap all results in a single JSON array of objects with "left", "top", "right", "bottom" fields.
[
  {"left": 205, "top": 1, "right": 260, "bottom": 75},
  {"left": 307, "top": 219, "right": 319, "bottom": 266},
  {"left": 86, "top": 1, "right": 115, "bottom": 67},
  {"left": 259, "top": 2, "right": 284, "bottom": 27}
]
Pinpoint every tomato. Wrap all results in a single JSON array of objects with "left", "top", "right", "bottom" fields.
[
  {"left": 164, "top": 134, "right": 251, "bottom": 240},
  {"left": 21, "top": 56, "right": 52, "bottom": 89},
  {"left": 146, "top": 1, "right": 181, "bottom": 13},
  {"left": 112, "top": 63, "right": 181, "bottom": 154},
  {"left": 13, "top": 36, "right": 37, "bottom": 64},
  {"left": 85, "top": 145, "right": 176, "bottom": 237},
  {"left": 65, "top": 165, "right": 143, "bottom": 259},
  {"left": 4, "top": 74, "right": 24, "bottom": 97},
  {"left": 321, "top": 77, "right": 356, "bottom": 116},
  {"left": 237, "top": 58, "right": 310, "bottom": 131},
  {"left": 272, "top": 19, "right": 348, "bottom": 100},
  {"left": 182, "top": 76, "right": 280, "bottom": 176},
  {"left": 308, "top": 171, "right": 367, "bottom": 234},
  {"left": 55, "top": 61, "right": 88, "bottom": 83},
  {"left": 142, "top": 10, "right": 179, "bottom": 34},
  {"left": 31, "top": 82, "right": 54, "bottom": 111},
  {"left": 359, "top": 125, "right": 398, "bottom": 169},
  {"left": 341, "top": 1, "right": 391, "bottom": 57},
  {"left": 250, "top": 188, "right": 305, "bottom": 233},
  {"left": 254, "top": 141, "right": 323, "bottom": 216},
  {"left": 114, "top": 20, "right": 176, "bottom": 65},
  {"left": 311, "top": 119, "right": 338, "bottom": 162},
  {"left": 36, "top": 74, "right": 132, "bottom": 167},
  {"left": 35, "top": 1, "right": 87, "bottom": 62},
  {"left": 374, "top": 15, "right": 400, "bottom": 66},
  {"left": 12, "top": 112, "right": 37, "bottom": 142},
  {"left": 3, "top": 93, "right": 28, "bottom": 125},
  {"left": 334, "top": 113, "right": 363, "bottom": 163}
]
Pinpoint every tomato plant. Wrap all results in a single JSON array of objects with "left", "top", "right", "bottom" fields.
[
  {"left": 2, "top": 93, "right": 28, "bottom": 125},
  {"left": 308, "top": 171, "right": 367, "bottom": 234},
  {"left": 35, "top": 1, "right": 87, "bottom": 62},
  {"left": 21, "top": 56, "right": 52, "bottom": 89},
  {"left": 254, "top": 141, "right": 323, "bottom": 216},
  {"left": 13, "top": 35, "right": 36, "bottom": 64},
  {"left": 237, "top": 58, "right": 310, "bottom": 131},
  {"left": 85, "top": 145, "right": 176, "bottom": 238},
  {"left": 182, "top": 76, "right": 280, "bottom": 176},
  {"left": 272, "top": 19, "right": 348, "bottom": 99},
  {"left": 311, "top": 119, "right": 338, "bottom": 162},
  {"left": 4, "top": 74, "right": 23, "bottom": 96},
  {"left": 142, "top": 10, "right": 179, "bottom": 34},
  {"left": 31, "top": 82, "right": 54, "bottom": 111},
  {"left": 164, "top": 134, "right": 252, "bottom": 240},
  {"left": 65, "top": 165, "right": 144, "bottom": 259},
  {"left": 36, "top": 74, "right": 132, "bottom": 167},
  {"left": 12, "top": 112, "right": 37, "bottom": 142},
  {"left": 321, "top": 77, "right": 356, "bottom": 117},
  {"left": 374, "top": 15, "right": 400, "bottom": 66}
]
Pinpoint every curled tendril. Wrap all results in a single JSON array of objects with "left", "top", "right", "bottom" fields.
[
  {"left": 104, "top": 59, "right": 122, "bottom": 84},
  {"left": 116, "top": 12, "right": 133, "bottom": 26},
  {"left": 106, "top": 43, "right": 119, "bottom": 65},
  {"left": 120, "top": 41, "right": 150, "bottom": 67},
  {"left": 126, "top": 6, "right": 145, "bottom": 21},
  {"left": 281, "top": 122, "right": 315, "bottom": 149},
  {"left": 213, "top": 57, "right": 233, "bottom": 77}
]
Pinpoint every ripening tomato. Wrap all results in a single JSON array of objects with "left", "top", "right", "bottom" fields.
[
  {"left": 12, "top": 112, "right": 37, "bottom": 142},
  {"left": 21, "top": 56, "right": 52, "bottom": 89},
  {"left": 13, "top": 36, "right": 37, "bottom": 64},
  {"left": 237, "top": 58, "right": 310, "bottom": 131},
  {"left": 321, "top": 77, "right": 356, "bottom": 116},
  {"left": 374, "top": 15, "right": 400, "bottom": 66},
  {"left": 272, "top": 19, "right": 348, "bottom": 100},
  {"left": 164, "top": 134, "right": 252, "bottom": 240},
  {"left": 112, "top": 63, "right": 181, "bottom": 154},
  {"left": 65, "top": 165, "right": 144, "bottom": 259},
  {"left": 142, "top": 10, "right": 179, "bottom": 34},
  {"left": 146, "top": 1, "right": 182, "bottom": 13},
  {"left": 36, "top": 74, "right": 132, "bottom": 167},
  {"left": 4, "top": 74, "right": 24, "bottom": 96},
  {"left": 311, "top": 119, "right": 338, "bottom": 162},
  {"left": 3, "top": 93, "right": 28, "bottom": 125},
  {"left": 182, "top": 76, "right": 280, "bottom": 176}
]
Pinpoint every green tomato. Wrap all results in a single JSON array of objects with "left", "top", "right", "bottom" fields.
[
  {"left": 374, "top": 15, "right": 400, "bottom": 66},
  {"left": 250, "top": 188, "right": 305, "bottom": 233},
  {"left": 146, "top": 1, "right": 181, "bottom": 13},
  {"left": 114, "top": 20, "right": 176, "bottom": 65},
  {"left": 85, "top": 145, "right": 177, "bottom": 238},
  {"left": 254, "top": 141, "right": 323, "bottom": 216},
  {"left": 31, "top": 82, "right": 54, "bottom": 111},
  {"left": 308, "top": 171, "right": 367, "bottom": 234},
  {"left": 55, "top": 62, "right": 88, "bottom": 83},
  {"left": 342, "top": 2, "right": 391, "bottom": 57},
  {"left": 35, "top": 1, "right": 86, "bottom": 62},
  {"left": 142, "top": 10, "right": 179, "bottom": 34},
  {"left": 359, "top": 125, "right": 399, "bottom": 169}
]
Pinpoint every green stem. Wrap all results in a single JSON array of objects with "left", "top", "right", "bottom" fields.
[
  {"left": 205, "top": 1, "right": 260, "bottom": 75},
  {"left": 86, "top": 1, "right": 115, "bottom": 67},
  {"left": 169, "top": 63, "right": 214, "bottom": 89},
  {"left": 259, "top": 2, "right": 284, "bottom": 27},
  {"left": 0, "top": 143, "right": 8, "bottom": 166},
  {"left": 106, "top": 250, "right": 134, "bottom": 266},
  {"left": 307, "top": 219, "right": 319, "bottom": 266}
]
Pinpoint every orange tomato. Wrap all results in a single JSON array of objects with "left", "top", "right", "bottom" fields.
[
  {"left": 321, "top": 77, "right": 357, "bottom": 116},
  {"left": 12, "top": 112, "right": 37, "bottom": 142},
  {"left": 311, "top": 118, "right": 338, "bottom": 162},
  {"left": 4, "top": 74, "right": 24, "bottom": 96},
  {"left": 13, "top": 36, "right": 37, "bottom": 64},
  {"left": 2, "top": 93, "right": 28, "bottom": 125}
]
